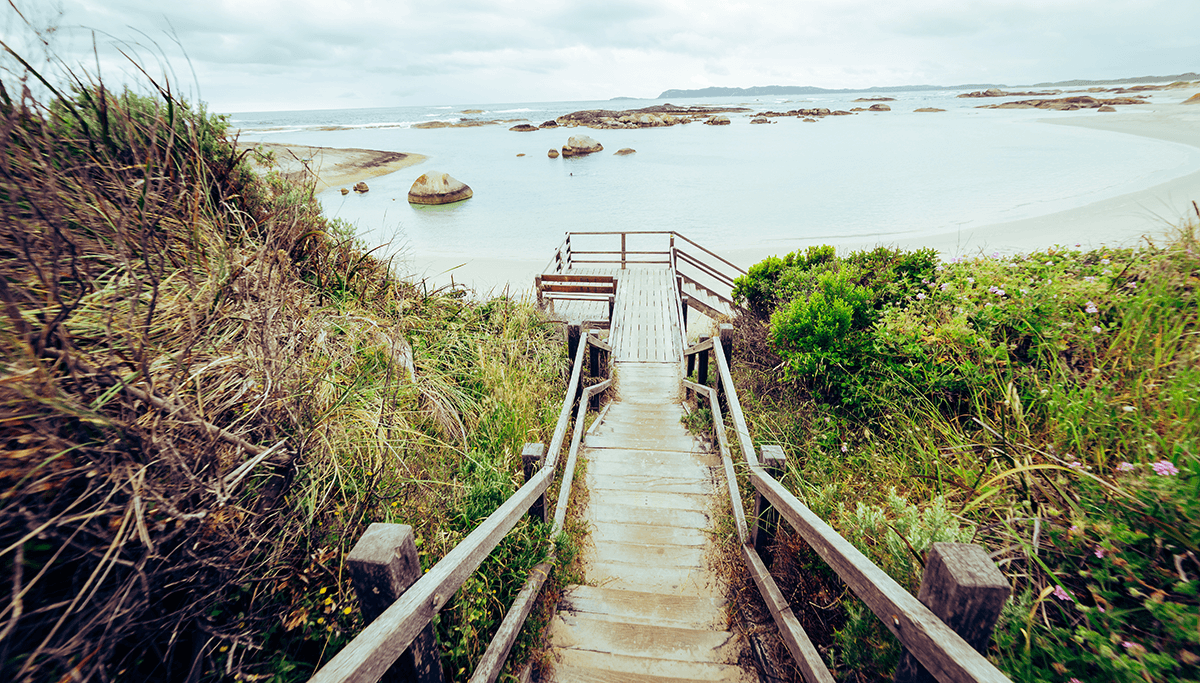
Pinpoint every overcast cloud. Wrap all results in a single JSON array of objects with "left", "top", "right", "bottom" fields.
[{"left": 1, "top": 0, "right": 1197, "bottom": 112}]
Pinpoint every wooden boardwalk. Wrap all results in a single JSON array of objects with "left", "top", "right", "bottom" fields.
[{"left": 544, "top": 266, "right": 755, "bottom": 681}]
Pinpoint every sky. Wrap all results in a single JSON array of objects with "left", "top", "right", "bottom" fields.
[{"left": 1, "top": 0, "right": 1197, "bottom": 113}]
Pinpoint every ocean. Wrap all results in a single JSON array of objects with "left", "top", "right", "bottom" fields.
[{"left": 230, "top": 88, "right": 1200, "bottom": 287}]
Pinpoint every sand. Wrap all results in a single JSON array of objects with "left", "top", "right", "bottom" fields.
[{"left": 236, "top": 142, "right": 427, "bottom": 194}]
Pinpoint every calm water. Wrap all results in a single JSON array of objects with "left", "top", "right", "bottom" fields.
[{"left": 230, "top": 89, "right": 1200, "bottom": 282}]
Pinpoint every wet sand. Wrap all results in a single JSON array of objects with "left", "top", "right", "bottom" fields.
[{"left": 237, "top": 142, "right": 427, "bottom": 193}]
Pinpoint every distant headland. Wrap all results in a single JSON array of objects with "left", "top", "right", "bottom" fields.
[{"left": 656, "top": 72, "right": 1200, "bottom": 99}]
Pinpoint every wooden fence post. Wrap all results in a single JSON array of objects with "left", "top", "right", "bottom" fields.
[
  {"left": 753, "top": 445, "right": 787, "bottom": 567},
  {"left": 697, "top": 335, "right": 710, "bottom": 385},
  {"left": 607, "top": 294, "right": 616, "bottom": 324},
  {"left": 347, "top": 524, "right": 445, "bottom": 683},
  {"left": 893, "top": 543, "right": 1011, "bottom": 683},
  {"left": 681, "top": 295, "right": 690, "bottom": 333},
  {"left": 620, "top": 233, "right": 627, "bottom": 270},
  {"left": 522, "top": 443, "right": 547, "bottom": 524},
  {"left": 669, "top": 234, "right": 676, "bottom": 272},
  {"left": 566, "top": 324, "right": 581, "bottom": 374},
  {"left": 534, "top": 275, "right": 543, "bottom": 308},
  {"left": 588, "top": 329, "right": 603, "bottom": 410}
]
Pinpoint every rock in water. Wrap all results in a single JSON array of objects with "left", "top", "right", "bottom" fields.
[
  {"left": 407, "top": 172, "right": 473, "bottom": 205},
  {"left": 548, "top": 149, "right": 560, "bottom": 158},
  {"left": 562, "top": 135, "right": 603, "bottom": 157},
  {"left": 340, "top": 187, "right": 350, "bottom": 195},
  {"left": 353, "top": 181, "right": 369, "bottom": 193},
  {"left": 868, "top": 104, "right": 891, "bottom": 111},
  {"left": 509, "top": 123, "right": 538, "bottom": 132},
  {"left": 914, "top": 107, "right": 946, "bottom": 112},
  {"left": 704, "top": 115, "right": 731, "bottom": 125},
  {"left": 614, "top": 148, "right": 636, "bottom": 155},
  {"left": 1097, "top": 105, "right": 1117, "bottom": 112}
]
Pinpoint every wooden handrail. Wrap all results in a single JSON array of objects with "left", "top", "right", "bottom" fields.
[
  {"left": 311, "top": 330, "right": 606, "bottom": 683},
  {"left": 682, "top": 379, "right": 833, "bottom": 683},
  {"left": 707, "top": 336, "right": 1012, "bottom": 683}
]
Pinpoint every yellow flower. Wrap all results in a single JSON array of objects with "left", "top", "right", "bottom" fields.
[
  {"left": 319, "top": 587, "right": 327, "bottom": 595},
  {"left": 324, "top": 598, "right": 332, "bottom": 605},
  {"left": 343, "top": 606, "right": 352, "bottom": 615},
  {"left": 317, "top": 617, "right": 325, "bottom": 624}
]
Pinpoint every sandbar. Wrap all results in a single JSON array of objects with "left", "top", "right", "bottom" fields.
[{"left": 236, "top": 142, "right": 427, "bottom": 193}]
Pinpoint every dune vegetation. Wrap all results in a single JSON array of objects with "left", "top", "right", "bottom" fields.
[
  {"left": 0, "top": 60, "right": 567, "bottom": 681},
  {"left": 726, "top": 231, "right": 1200, "bottom": 682}
]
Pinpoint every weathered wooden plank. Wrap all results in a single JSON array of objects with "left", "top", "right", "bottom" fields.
[
  {"left": 541, "top": 284, "right": 618, "bottom": 295},
  {"left": 468, "top": 561, "right": 553, "bottom": 683},
  {"left": 541, "top": 274, "right": 617, "bottom": 284}
]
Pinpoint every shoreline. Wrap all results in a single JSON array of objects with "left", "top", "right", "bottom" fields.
[{"left": 237, "top": 142, "right": 427, "bottom": 193}]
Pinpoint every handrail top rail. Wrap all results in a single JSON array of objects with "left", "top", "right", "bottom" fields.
[
  {"left": 701, "top": 335, "right": 1011, "bottom": 683},
  {"left": 558, "top": 230, "right": 747, "bottom": 276}
]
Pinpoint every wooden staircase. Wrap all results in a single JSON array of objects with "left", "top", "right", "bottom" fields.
[{"left": 542, "top": 268, "right": 756, "bottom": 682}]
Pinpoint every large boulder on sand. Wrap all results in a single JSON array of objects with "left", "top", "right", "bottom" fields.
[
  {"left": 562, "top": 135, "right": 603, "bottom": 157},
  {"left": 407, "top": 172, "right": 472, "bottom": 205}
]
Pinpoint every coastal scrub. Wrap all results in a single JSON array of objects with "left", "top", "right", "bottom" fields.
[{"left": 725, "top": 230, "right": 1200, "bottom": 682}]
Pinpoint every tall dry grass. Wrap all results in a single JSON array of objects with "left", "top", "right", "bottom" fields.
[{"left": 0, "top": 52, "right": 565, "bottom": 682}]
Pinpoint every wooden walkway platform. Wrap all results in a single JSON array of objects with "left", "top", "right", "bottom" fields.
[{"left": 544, "top": 267, "right": 755, "bottom": 681}]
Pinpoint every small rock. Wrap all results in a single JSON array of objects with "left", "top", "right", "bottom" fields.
[
  {"left": 704, "top": 116, "right": 731, "bottom": 125},
  {"left": 353, "top": 181, "right": 369, "bottom": 193},
  {"left": 516, "top": 153, "right": 526, "bottom": 157},
  {"left": 913, "top": 108, "right": 946, "bottom": 112},
  {"left": 868, "top": 104, "right": 891, "bottom": 112},
  {"left": 548, "top": 149, "right": 560, "bottom": 158},
  {"left": 340, "top": 187, "right": 350, "bottom": 195},
  {"left": 802, "top": 118, "right": 817, "bottom": 122},
  {"left": 407, "top": 172, "right": 472, "bottom": 205},
  {"left": 509, "top": 123, "right": 538, "bottom": 132},
  {"left": 562, "top": 135, "right": 603, "bottom": 157},
  {"left": 461, "top": 109, "right": 484, "bottom": 114},
  {"left": 1097, "top": 105, "right": 1117, "bottom": 112},
  {"left": 750, "top": 117, "right": 772, "bottom": 124},
  {"left": 614, "top": 148, "right": 636, "bottom": 155}
]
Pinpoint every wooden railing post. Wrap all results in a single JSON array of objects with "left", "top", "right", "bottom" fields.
[
  {"left": 669, "top": 234, "right": 676, "bottom": 272},
  {"left": 893, "top": 543, "right": 1011, "bottom": 683},
  {"left": 588, "top": 329, "right": 604, "bottom": 410},
  {"left": 753, "top": 445, "right": 787, "bottom": 567},
  {"left": 522, "top": 443, "right": 547, "bottom": 524},
  {"left": 534, "top": 275, "right": 543, "bottom": 308},
  {"left": 347, "top": 524, "right": 446, "bottom": 683},
  {"left": 607, "top": 294, "right": 616, "bottom": 324},
  {"left": 566, "top": 324, "right": 580, "bottom": 375},
  {"left": 697, "top": 335, "right": 710, "bottom": 385},
  {"left": 620, "top": 232, "right": 627, "bottom": 270},
  {"left": 681, "top": 295, "right": 689, "bottom": 332}
]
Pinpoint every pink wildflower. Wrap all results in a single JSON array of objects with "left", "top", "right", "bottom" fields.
[
  {"left": 1052, "top": 586, "right": 1072, "bottom": 601},
  {"left": 1152, "top": 460, "right": 1180, "bottom": 476},
  {"left": 1094, "top": 547, "right": 1105, "bottom": 559},
  {"left": 840, "top": 443, "right": 848, "bottom": 453},
  {"left": 1085, "top": 301, "right": 1098, "bottom": 313},
  {"left": 1117, "top": 462, "right": 1135, "bottom": 472},
  {"left": 916, "top": 292, "right": 926, "bottom": 300},
  {"left": 1092, "top": 326, "right": 1102, "bottom": 333}
]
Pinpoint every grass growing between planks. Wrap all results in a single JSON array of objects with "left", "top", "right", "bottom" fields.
[
  {"left": 723, "top": 232, "right": 1200, "bottom": 682},
  {"left": 0, "top": 55, "right": 565, "bottom": 681}
]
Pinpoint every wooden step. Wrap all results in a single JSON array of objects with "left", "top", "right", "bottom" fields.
[
  {"left": 545, "top": 650, "right": 754, "bottom": 682},
  {"left": 559, "top": 585, "right": 727, "bottom": 629},
  {"left": 547, "top": 613, "right": 744, "bottom": 662}
]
